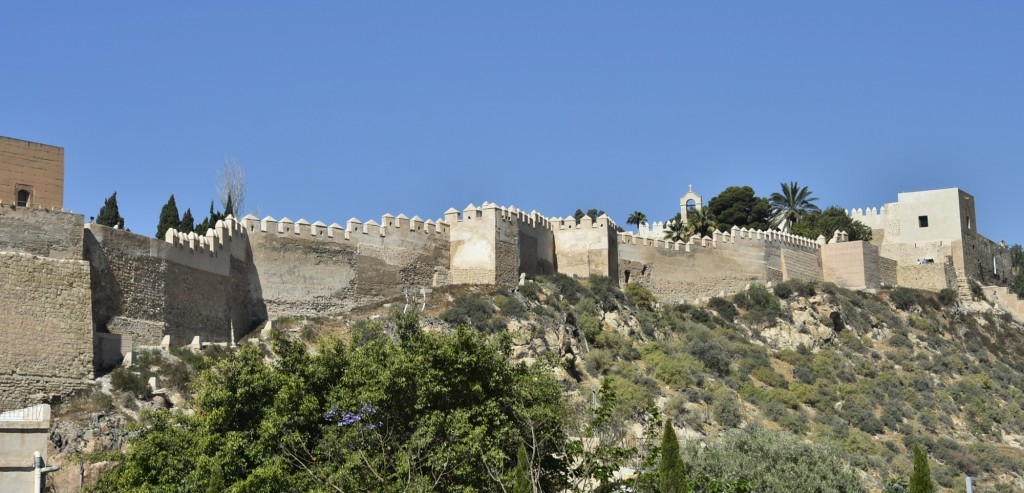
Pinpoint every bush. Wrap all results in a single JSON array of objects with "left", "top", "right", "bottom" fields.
[
  {"left": 889, "top": 287, "right": 919, "bottom": 311},
  {"left": 685, "top": 426, "right": 866, "bottom": 492},
  {"left": 588, "top": 275, "right": 624, "bottom": 311},
  {"left": 686, "top": 332, "right": 733, "bottom": 377},
  {"left": 969, "top": 280, "right": 987, "bottom": 301},
  {"left": 441, "top": 295, "right": 505, "bottom": 332},
  {"left": 708, "top": 297, "right": 739, "bottom": 321},
  {"left": 110, "top": 368, "right": 150, "bottom": 399},
  {"left": 712, "top": 390, "right": 743, "bottom": 428},
  {"left": 734, "top": 284, "right": 785, "bottom": 327},
  {"left": 518, "top": 281, "right": 541, "bottom": 301},
  {"left": 624, "top": 282, "right": 657, "bottom": 310},
  {"left": 542, "top": 273, "right": 590, "bottom": 304},
  {"left": 774, "top": 279, "right": 817, "bottom": 300},
  {"left": 495, "top": 295, "right": 527, "bottom": 318}
]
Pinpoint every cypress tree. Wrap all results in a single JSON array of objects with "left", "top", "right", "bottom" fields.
[
  {"left": 659, "top": 420, "right": 687, "bottom": 493},
  {"left": 909, "top": 444, "right": 934, "bottom": 493},
  {"left": 224, "top": 192, "right": 234, "bottom": 217},
  {"left": 97, "top": 192, "right": 124, "bottom": 228},
  {"left": 156, "top": 194, "right": 180, "bottom": 239},
  {"left": 180, "top": 208, "right": 195, "bottom": 233},
  {"left": 511, "top": 443, "right": 532, "bottom": 493}
]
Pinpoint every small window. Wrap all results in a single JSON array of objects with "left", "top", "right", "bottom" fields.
[
  {"left": 918, "top": 215, "right": 929, "bottom": 228},
  {"left": 966, "top": 216, "right": 972, "bottom": 230},
  {"left": 16, "top": 189, "right": 30, "bottom": 207}
]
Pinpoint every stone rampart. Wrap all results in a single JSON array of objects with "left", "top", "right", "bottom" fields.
[
  {"left": 243, "top": 210, "right": 450, "bottom": 316},
  {"left": 822, "top": 241, "right": 884, "bottom": 289},
  {"left": 551, "top": 214, "right": 619, "bottom": 280},
  {"left": 616, "top": 227, "right": 821, "bottom": 303},
  {"left": 0, "top": 253, "right": 92, "bottom": 411},
  {"left": 0, "top": 205, "right": 83, "bottom": 260},
  {"left": 897, "top": 263, "right": 956, "bottom": 292},
  {"left": 86, "top": 216, "right": 260, "bottom": 347}
]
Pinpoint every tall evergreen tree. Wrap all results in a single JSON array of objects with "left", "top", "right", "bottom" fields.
[
  {"left": 180, "top": 208, "right": 195, "bottom": 233},
  {"left": 97, "top": 192, "right": 125, "bottom": 228},
  {"left": 908, "top": 444, "right": 934, "bottom": 493},
  {"left": 156, "top": 194, "right": 181, "bottom": 239},
  {"left": 224, "top": 192, "right": 234, "bottom": 217},
  {"left": 512, "top": 443, "right": 532, "bottom": 493},
  {"left": 659, "top": 420, "right": 687, "bottom": 493}
]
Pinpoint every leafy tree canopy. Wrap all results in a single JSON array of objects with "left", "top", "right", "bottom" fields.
[
  {"left": 91, "top": 313, "right": 570, "bottom": 492},
  {"left": 769, "top": 181, "right": 820, "bottom": 231},
  {"left": 791, "top": 206, "right": 873, "bottom": 242},
  {"left": 706, "top": 186, "right": 771, "bottom": 232}
]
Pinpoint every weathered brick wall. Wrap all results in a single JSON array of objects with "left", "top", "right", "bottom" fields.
[
  {"left": 0, "top": 136, "right": 64, "bottom": 210},
  {"left": 0, "top": 253, "right": 92, "bottom": 411},
  {"left": 0, "top": 206, "right": 83, "bottom": 259}
]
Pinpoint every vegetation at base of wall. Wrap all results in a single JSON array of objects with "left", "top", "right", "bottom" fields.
[
  {"left": 85, "top": 274, "right": 1024, "bottom": 491},
  {"left": 109, "top": 367, "right": 149, "bottom": 400}
]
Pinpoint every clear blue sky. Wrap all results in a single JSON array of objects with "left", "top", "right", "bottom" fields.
[{"left": 3, "top": 3, "right": 1022, "bottom": 244}]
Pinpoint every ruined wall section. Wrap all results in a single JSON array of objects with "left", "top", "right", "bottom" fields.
[
  {"left": 954, "top": 233, "right": 1013, "bottom": 289},
  {"left": 617, "top": 228, "right": 820, "bottom": 303},
  {"left": 0, "top": 206, "right": 83, "bottom": 259},
  {"left": 551, "top": 214, "right": 618, "bottom": 280},
  {"left": 244, "top": 211, "right": 450, "bottom": 317},
  {"left": 0, "top": 253, "right": 92, "bottom": 410}
]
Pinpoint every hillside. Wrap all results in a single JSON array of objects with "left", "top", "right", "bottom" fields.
[{"left": 51, "top": 276, "right": 1024, "bottom": 491}]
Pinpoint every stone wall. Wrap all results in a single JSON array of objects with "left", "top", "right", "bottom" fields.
[
  {"left": 821, "top": 241, "right": 884, "bottom": 289},
  {"left": 0, "top": 253, "right": 92, "bottom": 411},
  {"left": 0, "top": 206, "right": 83, "bottom": 260},
  {"left": 244, "top": 212, "right": 450, "bottom": 317},
  {"left": 86, "top": 218, "right": 260, "bottom": 348},
  {"left": 0, "top": 136, "right": 64, "bottom": 210},
  {"left": 448, "top": 205, "right": 498, "bottom": 285},
  {"left": 617, "top": 228, "right": 820, "bottom": 303},
  {"left": 552, "top": 215, "right": 618, "bottom": 280},
  {"left": 779, "top": 247, "right": 822, "bottom": 282},
  {"left": 897, "top": 263, "right": 956, "bottom": 292}
]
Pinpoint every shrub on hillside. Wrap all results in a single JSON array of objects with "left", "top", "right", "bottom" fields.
[
  {"left": 708, "top": 297, "right": 739, "bottom": 321},
  {"left": 773, "top": 279, "right": 817, "bottom": 299},
  {"left": 588, "top": 275, "right": 624, "bottom": 311},
  {"left": 734, "top": 284, "right": 785, "bottom": 327},
  {"left": 686, "top": 425, "right": 866, "bottom": 492},
  {"left": 889, "top": 287, "right": 919, "bottom": 311},
  {"left": 110, "top": 368, "right": 149, "bottom": 400},
  {"left": 441, "top": 295, "right": 506, "bottom": 332},
  {"left": 624, "top": 282, "right": 657, "bottom": 310},
  {"left": 541, "top": 273, "right": 590, "bottom": 304}
]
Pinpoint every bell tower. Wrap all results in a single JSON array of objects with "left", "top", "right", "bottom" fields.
[{"left": 679, "top": 185, "right": 702, "bottom": 224}]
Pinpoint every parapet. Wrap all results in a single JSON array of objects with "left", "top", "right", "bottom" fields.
[
  {"left": 163, "top": 214, "right": 247, "bottom": 256},
  {"left": 617, "top": 226, "right": 821, "bottom": 254},
  {"left": 240, "top": 209, "right": 449, "bottom": 246}
]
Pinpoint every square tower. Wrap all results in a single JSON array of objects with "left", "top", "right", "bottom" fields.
[{"left": 0, "top": 136, "right": 64, "bottom": 209}]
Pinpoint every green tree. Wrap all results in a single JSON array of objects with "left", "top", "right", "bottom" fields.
[
  {"left": 706, "top": 186, "right": 771, "bottom": 231},
  {"left": 769, "top": 181, "right": 820, "bottom": 232},
  {"left": 91, "top": 312, "right": 570, "bottom": 492},
  {"left": 664, "top": 209, "right": 717, "bottom": 242},
  {"left": 193, "top": 201, "right": 226, "bottom": 235},
  {"left": 627, "top": 210, "right": 648, "bottom": 230},
  {"left": 155, "top": 194, "right": 180, "bottom": 239},
  {"left": 180, "top": 208, "right": 195, "bottom": 233},
  {"left": 224, "top": 192, "right": 234, "bottom": 217},
  {"left": 790, "top": 206, "right": 872, "bottom": 242},
  {"left": 664, "top": 213, "right": 688, "bottom": 242},
  {"left": 97, "top": 191, "right": 125, "bottom": 228},
  {"left": 659, "top": 420, "right": 687, "bottom": 493},
  {"left": 908, "top": 444, "right": 935, "bottom": 493},
  {"left": 512, "top": 443, "right": 532, "bottom": 493}
]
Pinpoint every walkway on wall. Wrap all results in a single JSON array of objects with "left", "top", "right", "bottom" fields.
[{"left": 984, "top": 285, "right": 1024, "bottom": 322}]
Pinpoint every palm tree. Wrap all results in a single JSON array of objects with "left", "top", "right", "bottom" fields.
[
  {"left": 626, "top": 210, "right": 648, "bottom": 231},
  {"left": 769, "top": 181, "right": 820, "bottom": 232},
  {"left": 663, "top": 209, "right": 716, "bottom": 242},
  {"left": 664, "top": 213, "right": 687, "bottom": 242}
]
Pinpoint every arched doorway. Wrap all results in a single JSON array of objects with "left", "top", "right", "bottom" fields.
[{"left": 16, "top": 189, "right": 30, "bottom": 207}]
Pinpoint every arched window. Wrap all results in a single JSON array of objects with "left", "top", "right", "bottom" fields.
[
  {"left": 16, "top": 189, "right": 30, "bottom": 207},
  {"left": 686, "top": 199, "right": 697, "bottom": 213}
]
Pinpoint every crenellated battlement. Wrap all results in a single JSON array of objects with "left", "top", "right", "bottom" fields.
[
  {"left": 548, "top": 213, "right": 615, "bottom": 232},
  {"left": 616, "top": 226, "right": 822, "bottom": 254},
  {"left": 847, "top": 204, "right": 891, "bottom": 229},
  {"left": 240, "top": 210, "right": 450, "bottom": 246},
  {"left": 163, "top": 215, "right": 247, "bottom": 257}
]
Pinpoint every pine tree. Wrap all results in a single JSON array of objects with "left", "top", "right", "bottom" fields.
[
  {"left": 511, "top": 443, "right": 532, "bottom": 493},
  {"left": 908, "top": 444, "right": 934, "bottom": 493},
  {"left": 180, "top": 208, "right": 195, "bottom": 233},
  {"left": 156, "top": 194, "right": 181, "bottom": 239},
  {"left": 97, "top": 192, "right": 125, "bottom": 228},
  {"left": 659, "top": 420, "right": 687, "bottom": 493}
]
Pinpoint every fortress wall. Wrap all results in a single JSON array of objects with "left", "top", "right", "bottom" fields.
[
  {"left": 880, "top": 257, "right": 898, "bottom": 286},
  {"left": 86, "top": 218, "right": 256, "bottom": 347},
  {"left": 822, "top": 241, "right": 882, "bottom": 289},
  {"left": 243, "top": 212, "right": 450, "bottom": 316},
  {"left": 954, "top": 233, "right": 1013, "bottom": 287},
  {"left": 779, "top": 247, "right": 822, "bottom": 282},
  {"left": 616, "top": 228, "right": 819, "bottom": 303},
  {"left": 0, "top": 253, "right": 92, "bottom": 411},
  {"left": 448, "top": 205, "right": 498, "bottom": 284},
  {"left": 879, "top": 241, "right": 954, "bottom": 267},
  {"left": 0, "top": 206, "right": 83, "bottom": 260},
  {"left": 551, "top": 215, "right": 618, "bottom": 280},
  {"left": 897, "top": 263, "right": 955, "bottom": 292},
  {"left": 508, "top": 208, "right": 556, "bottom": 278}
]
